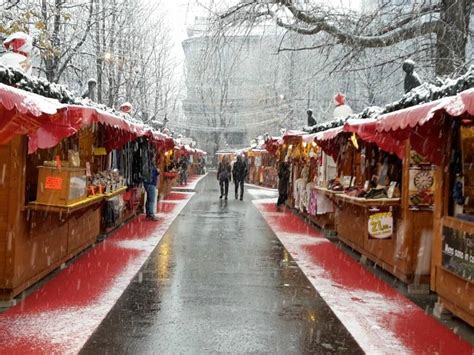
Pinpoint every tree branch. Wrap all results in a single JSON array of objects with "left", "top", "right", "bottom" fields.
[
  {"left": 55, "top": 0, "right": 94, "bottom": 81},
  {"left": 277, "top": 17, "right": 441, "bottom": 48}
]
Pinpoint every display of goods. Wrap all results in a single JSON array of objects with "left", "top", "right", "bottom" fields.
[{"left": 89, "top": 170, "right": 124, "bottom": 195}]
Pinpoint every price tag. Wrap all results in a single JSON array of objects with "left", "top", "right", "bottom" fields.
[{"left": 45, "top": 176, "right": 63, "bottom": 190}]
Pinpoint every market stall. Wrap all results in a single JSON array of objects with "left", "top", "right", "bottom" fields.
[
  {"left": 0, "top": 82, "right": 175, "bottom": 301},
  {"left": 246, "top": 148, "right": 278, "bottom": 188},
  {"left": 317, "top": 117, "right": 434, "bottom": 286},
  {"left": 374, "top": 88, "right": 474, "bottom": 325}
]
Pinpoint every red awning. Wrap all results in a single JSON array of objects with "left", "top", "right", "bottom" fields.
[
  {"left": 29, "top": 104, "right": 173, "bottom": 153},
  {"left": 0, "top": 83, "right": 66, "bottom": 117},
  {"left": 283, "top": 130, "right": 306, "bottom": 144},
  {"left": 0, "top": 84, "right": 192, "bottom": 154},
  {"left": 0, "top": 83, "right": 67, "bottom": 145},
  {"left": 302, "top": 133, "right": 317, "bottom": 143},
  {"left": 314, "top": 126, "right": 344, "bottom": 142},
  {"left": 344, "top": 118, "right": 406, "bottom": 159},
  {"left": 263, "top": 136, "right": 283, "bottom": 155},
  {"left": 374, "top": 88, "right": 474, "bottom": 165},
  {"left": 376, "top": 89, "right": 474, "bottom": 133},
  {"left": 314, "top": 126, "right": 345, "bottom": 159}
]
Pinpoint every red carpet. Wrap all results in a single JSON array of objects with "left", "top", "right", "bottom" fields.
[
  {"left": 0, "top": 191, "right": 194, "bottom": 354},
  {"left": 253, "top": 198, "right": 473, "bottom": 355}
]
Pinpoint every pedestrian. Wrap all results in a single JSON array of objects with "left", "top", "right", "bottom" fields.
[
  {"left": 217, "top": 156, "right": 231, "bottom": 200},
  {"left": 276, "top": 161, "right": 290, "bottom": 210},
  {"left": 232, "top": 154, "right": 247, "bottom": 200},
  {"left": 144, "top": 158, "right": 160, "bottom": 221},
  {"left": 179, "top": 156, "right": 188, "bottom": 185}
]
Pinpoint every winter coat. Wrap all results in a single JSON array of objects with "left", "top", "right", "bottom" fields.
[
  {"left": 217, "top": 161, "right": 231, "bottom": 182},
  {"left": 278, "top": 163, "right": 290, "bottom": 194},
  {"left": 232, "top": 159, "right": 247, "bottom": 182}
]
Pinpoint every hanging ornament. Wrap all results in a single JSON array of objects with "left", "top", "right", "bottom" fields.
[
  {"left": 119, "top": 102, "right": 133, "bottom": 113},
  {"left": 333, "top": 93, "right": 353, "bottom": 119},
  {"left": 1, "top": 32, "right": 33, "bottom": 74},
  {"left": 350, "top": 132, "right": 359, "bottom": 150}
]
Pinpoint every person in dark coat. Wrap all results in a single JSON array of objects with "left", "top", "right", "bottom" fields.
[
  {"left": 217, "top": 156, "right": 231, "bottom": 200},
  {"left": 144, "top": 160, "right": 160, "bottom": 221},
  {"left": 277, "top": 161, "right": 290, "bottom": 209},
  {"left": 232, "top": 155, "right": 248, "bottom": 200}
]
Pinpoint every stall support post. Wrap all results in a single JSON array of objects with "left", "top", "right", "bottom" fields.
[
  {"left": 4, "top": 136, "right": 26, "bottom": 296},
  {"left": 431, "top": 165, "right": 445, "bottom": 290}
]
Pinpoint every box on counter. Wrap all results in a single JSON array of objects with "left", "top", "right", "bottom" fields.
[{"left": 36, "top": 166, "right": 87, "bottom": 206}]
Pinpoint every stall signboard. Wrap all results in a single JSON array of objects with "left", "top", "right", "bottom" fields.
[
  {"left": 368, "top": 207, "right": 393, "bottom": 239},
  {"left": 45, "top": 176, "right": 63, "bottom": 190},
  {"left": 409, "top": 151, "right": 435, "bottom": 210},
  {"left": 442, "top": 226, "right": 474, "bottom": 281}
]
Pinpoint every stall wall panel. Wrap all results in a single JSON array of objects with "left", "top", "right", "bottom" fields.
[
  {"left": 67, "top": 207, "right": 100, "bottom": 255},
  {"left": 4, "top": 136, "right": 26, "bottom": 290},
  {"left": 0, "top": 141, "right": 10, "bottom": 284},
  {"left": 436, "top": 268, "right": 474, "bottom": 326},
  {"left": 13, "top": 213, "right": 68, "bottom": 288},
  {"left": 336, "top": 203, "right": 366, "bottom": 247}
]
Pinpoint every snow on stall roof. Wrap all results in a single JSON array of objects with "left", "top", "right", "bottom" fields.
[
  {"left": 304, "top": 65, "right": 474, "bottom": 134},
  {"left": 0, "top": 83, "right": 66, "bottom": 117},
  {"left": 0, "top": 64, "right": 171, "bottom": 141}
]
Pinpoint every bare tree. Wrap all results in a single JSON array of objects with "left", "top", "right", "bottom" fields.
[{"left": 216, "top": 0, "right": 472, "bottom": 76}]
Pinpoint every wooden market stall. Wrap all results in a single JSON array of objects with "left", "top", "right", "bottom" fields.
[
  {"left": 274, "top": 131, "right": 338, "bottom": 229},
  {"left": 246, "top": 148, "right": 278, "bottom": 188},
  {"left": 316, "top": 115, "right": 435, "bottom": 286},
  {"left": 0, "top": 83, "right": 175, "bottom": 301},
  {"left": 373, "top": 88, "right": 474, "bottom": 325},
  {"left": 431, "top": 95, "right": 473, "bottom": 325}
]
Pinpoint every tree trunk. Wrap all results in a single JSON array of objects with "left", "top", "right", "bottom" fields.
[
  {"left": 95, "top": 0, "right": 103, "bottom": 103},
  {"left": 436, "top": 0, "right": 472, "bottom": 76}
]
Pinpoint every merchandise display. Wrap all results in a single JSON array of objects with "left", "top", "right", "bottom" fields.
[{"left": 88, "top": 170, "right": 125, "bottom": 195}]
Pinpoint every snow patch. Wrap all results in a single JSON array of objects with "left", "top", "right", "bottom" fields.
[
  {"left": 247, "top": 188, "right": 278, "bottom": 198},
  {"left": 114, "top": 239, "right": 157, "bottom": 252},
  {"left": 252, "top": 198, "right": 278, "bottom": 205}
]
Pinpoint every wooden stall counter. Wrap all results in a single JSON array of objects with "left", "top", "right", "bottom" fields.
[
  {"left": 334, "top": 193, "right": 420, "bottom": 283},
  {"left": 27, "top": 194, "right": 103, "bottom": 214}
]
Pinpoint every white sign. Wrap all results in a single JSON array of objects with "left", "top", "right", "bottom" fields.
[{"left": 368, "top": 208, "right": 393, "bottom": 239}]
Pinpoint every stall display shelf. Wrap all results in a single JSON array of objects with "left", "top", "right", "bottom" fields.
[
  {"left": 27, "top": 186, "right": 129, "bottom": 214},
  {"left": 312, "top": 186, "right": 344, "bottom": 195},
  {"left": 334, "top": 194, "right": 401, "bottom": 207},
  {"left": 103, "top": 186, "right": 128, "bottom": 199},
  {"left": 27, "top": 194, "right": 104, "bottom": 214}
]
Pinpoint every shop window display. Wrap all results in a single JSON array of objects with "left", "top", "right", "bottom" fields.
[{"left": 449, "top": 121, "right": 474, "bottom": 220}]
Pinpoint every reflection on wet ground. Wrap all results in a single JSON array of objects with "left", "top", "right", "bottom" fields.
[{"left": 81, "top": 174, "right": 363, "bottom": 354}]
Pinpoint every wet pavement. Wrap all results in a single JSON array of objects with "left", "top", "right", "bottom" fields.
[{"left": 81, "top": 174, "right": 363, "bottom": 354}]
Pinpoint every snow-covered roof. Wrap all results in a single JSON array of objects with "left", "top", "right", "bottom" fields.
[{"left": 304, "top": 65, "right": 474, "bottom": 134}]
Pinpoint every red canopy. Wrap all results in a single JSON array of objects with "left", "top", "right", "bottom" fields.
[
  {"left": 0, "top": 83, "right": 68, "bottom": 145},
  {"left": 283, "top": 130, "right": 306, "bottom": 144},
  {"left": 263, "top": 136, "right": 283, "bottom": 155},
  {"left": 0, "top": 85, "right": 177, "bottom": 153},
  {"left": 374, "top": 88, "right": 474, "bottom": 164},
  {"left": 344, "top": 118, "right": 406, "bottom": 159},
  {"left": 313, "top": 126, "right": 345, "bottom": 159}
]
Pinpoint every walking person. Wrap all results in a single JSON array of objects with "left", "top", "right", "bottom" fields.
[
  {"left": 144, "top": 159, "right": 160, "bottom": 221},
  {"left": 179, "top": 156, "right": 189, "bottom": 185},
  {"left": 232, "top": 154, "right": 247, "bottom": 200},
  {"left": 276, "top": 161, "right": 290, "bottom": 210},
  {"left": 217, "top": 156, "right": 231, "bottom": 200}
]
